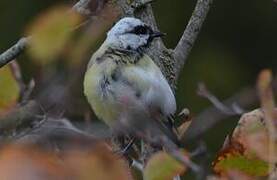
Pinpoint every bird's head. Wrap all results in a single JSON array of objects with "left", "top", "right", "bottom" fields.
[{"left": 106, "top": 17, "right": 165, "bottom": 51}]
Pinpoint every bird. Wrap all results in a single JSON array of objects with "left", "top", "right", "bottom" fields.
[{"left": 83, "top": 17, "right": 179, "bottom": 146}]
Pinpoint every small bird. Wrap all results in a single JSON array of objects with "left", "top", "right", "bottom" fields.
[{"left": 84, "top": 17, "right": 178, "bottom": 145}]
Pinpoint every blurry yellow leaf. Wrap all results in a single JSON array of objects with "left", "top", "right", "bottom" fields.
[
  {"left": 144, "top": 151, "right": 187, "bottom": 180},
  {"left": 65, "top": 143, "right": 131, "bottom": 180},
  {"left": 0, "top": 66, "right": 19, "bottom": 116},
  {"left": 26, "top": 5, "right": 82, "bottom": 65}
]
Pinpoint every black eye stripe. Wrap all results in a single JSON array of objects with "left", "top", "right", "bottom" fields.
[{"left": 130, "top": 25, "right": 151, "bottom": 35}]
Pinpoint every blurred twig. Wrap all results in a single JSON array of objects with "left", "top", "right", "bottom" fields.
[
  {"left": 197, "top": 82, "right": 245, "bottom": 115},
  {"left": 9, "top": 61, "right": 26, "bottom": 94},
  {"left": 182, "top": 76, "right": 277, "bottom": 143},
  {"left": 257, "top": 70, "right": 276, "bottom": 176}
]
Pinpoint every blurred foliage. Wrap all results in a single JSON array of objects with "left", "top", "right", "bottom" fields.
[
  {"left": 213, "top": 153, "right": 268, "bottom": 177},
  {"left": 0, "top": 0, "right": 277, "bottom": 179},
  {"left": 0, "top": 65, "right": 19, "bottom": 116},
  {"left": 144, "top": 151, "right": 187, "bottom": 180},
  {"left": 0, "top": 143, "right": 131, "bottom": 180},
  {"left": 26, "top": 5, "right": 82, "bottom": 65},
  {"left": 213, "top": 107, "right": 277, "bottom": 178}
]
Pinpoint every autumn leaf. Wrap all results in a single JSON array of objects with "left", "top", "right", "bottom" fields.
[
  {"left": 64, "top": 143, "right": 131, "bottom": 180},
  {"left": 144, "top": 151, "right": 187, "bottom": 180},
  {"left": 26, "top": 5, "right": 82, "bottom": 65},
  {"left": 208, "top": 170, "right": 253, "bottom": 180},
  {"left": 0, "top": 145, "right": 68, "bottom": 180},
  {"left": 0, "top": 143, "right": 131, "bottom": 180},
  {"left": 213, "top": 108, "right": 277, "bottom": 178},
  {"left": 225, "top": 107, "right": 277, "bottom": 162},
  {"left": 213, "top": 150, "right": 268, "bottom": 177},
  {"left": 0, "top": 66, "right": 20, "bottom": 116}
]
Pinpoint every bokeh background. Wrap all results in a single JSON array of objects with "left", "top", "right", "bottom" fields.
[{"left": 0, "top": 0, "right": 276, "bottom": 177}]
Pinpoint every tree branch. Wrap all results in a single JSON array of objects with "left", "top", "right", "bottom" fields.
[
  {"left": 173, "top": 0, "right": 213, "bottom": 78},
  {"left": 0, "top": 37, "right": 29, "bottom": 68}
]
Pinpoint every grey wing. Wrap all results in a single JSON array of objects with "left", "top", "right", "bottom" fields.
[{"left": 111, "top": 66, "right": 178, "bottom": 143}]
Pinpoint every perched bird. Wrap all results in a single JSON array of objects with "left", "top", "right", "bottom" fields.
[{"left": 84, "top": 17, "right": 178, "bottom": 144}]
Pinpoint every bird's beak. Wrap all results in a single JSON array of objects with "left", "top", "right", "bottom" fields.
[{"left": 151, "top": 31, "right": 166, "bottom": 38}]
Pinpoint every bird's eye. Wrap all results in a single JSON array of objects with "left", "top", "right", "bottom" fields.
[{"left": 132, "top": 25, "right": 148, "bottom": 35}]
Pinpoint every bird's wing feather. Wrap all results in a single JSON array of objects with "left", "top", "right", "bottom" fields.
[{"left": 119, "top": 55, "right": 176, "bottom": 117}]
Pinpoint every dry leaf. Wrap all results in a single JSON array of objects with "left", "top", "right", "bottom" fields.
[
  {"left": 65, "top": 143, "right": 131, "bottom": 180},
  {"left": 0, "top": 145, "right": 68, "bottom": 180}
]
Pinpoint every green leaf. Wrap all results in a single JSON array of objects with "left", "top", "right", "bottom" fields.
[
  {"left": 214, "top": 153, "right": 268, "bottom": 177},
  {"left": 0, "top": 66, "right": 20, "bottom": 116},
  {"left": 144, "top": 151, "right": 187, "bottom": 180}
]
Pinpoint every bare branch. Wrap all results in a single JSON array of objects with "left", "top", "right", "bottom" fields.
[
  {"left": 197, "top": 82, "right": 245, "bottom": 115},
  {"left": 173, "top": 0, "right": 213, "bottom": 77},
  {"left": 0, "top": 37, "right": 29, "bottom": 68},
  {"left": 182, "top": 76, "right": 277, "bottom": 143}
]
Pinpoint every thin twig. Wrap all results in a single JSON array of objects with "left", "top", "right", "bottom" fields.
[
  {"left": 182, "top": 76, "right": 277, "bottom": 143},
  {"left": 9, "top": 61, "right": 26, "bottom": 93},
  {"left": 197, "top": 82, "right": 245, "bottom": 115},
  {"left": 173, "top": 0, "right": 213, "bottom": 77},
  {"left": 21, "top": 79, "right": 35, "bottom": 104}
]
